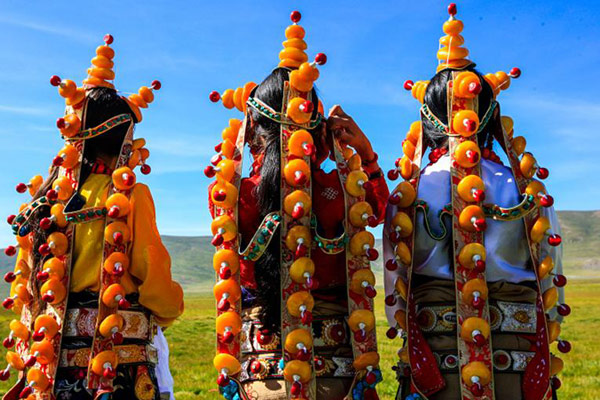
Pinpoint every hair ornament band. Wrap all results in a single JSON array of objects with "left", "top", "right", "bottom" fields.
[
  {"left": 66, "top": 113, "right": 133, "bottom": 141},
  {"left": 421, "top": 100, "right": 497, "bottom": 136},
  {"left": 247, "top": 96, "right": 322, "bottom": 129}
]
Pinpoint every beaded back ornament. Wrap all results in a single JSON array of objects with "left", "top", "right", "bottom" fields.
[
  {"left": 206, "top": 11, "right": 382, "bottom": 400},
  {"left": 385, "top": 4, "right": 566, "bottom": 400},
  {"left": 3, "top": 35, "right": 161, "bottom": 399}
]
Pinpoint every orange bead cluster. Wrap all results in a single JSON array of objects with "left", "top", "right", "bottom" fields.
[{"left": 209, "top": 82, "right": 257, "bottom": 113}]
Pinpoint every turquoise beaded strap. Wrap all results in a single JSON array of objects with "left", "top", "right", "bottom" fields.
[{"left": 239, "top": 212, "right": 282, "bottom": 261}]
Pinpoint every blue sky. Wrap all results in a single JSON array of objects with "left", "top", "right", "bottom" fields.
[{"left": 0, "top": 0, "right": 598, "bottom": 245}]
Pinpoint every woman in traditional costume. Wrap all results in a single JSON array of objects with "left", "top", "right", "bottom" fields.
[
  {"left": 383, "top": 4, "right": 568, "bottom": 400},
  {"left": 206, "top": 11, "right": 389, "bottom": 400},
  {"left": 2, "top": 35, "right": 183, "bottom": 400}
]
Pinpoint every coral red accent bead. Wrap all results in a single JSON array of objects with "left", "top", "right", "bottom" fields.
[
  {"left": 204, "top": 166, "right": 216, "bottom": 178},
  {"left": 209, "top": 91, "right": 221, "bottom": 103},
  {"left": 219, "top": 266, "right": 232, "bottom": 280},
  {"left": 388, "top": 193, "right": 401, "bottom": 205},
  {"left": 464, "top": 119, "right": 477, "bottom": 133},
  {"left": 103, "top": 34, "right": 114, "bottom": 45},
  {"left": 548, "top": 234, "right": 562, "bottom": 247},
  {"left": 217, "top": 374, "right": 230, "bottom": 387},
  {"left": 551, "top": 376, "right": 562, "bottom": 390},
  {"left": 295, "top": 243, "right": 307, "bottom": 259},
  {"left": 366, "top": 248, "right": 379, "bottom": 261},
  {"left": 291, "top": 381, "right": 302, "bottom": 396},
  {"left": 19, "top": 387, "right": 33, "bottom": 398},
  {"left": 213, "top": 190, "right": 227, "bottom": 202},
  {"left": 56, "top": 117, "right": 66, "bottom": 129},
  {"left": 38, "top": 243, "right": 51, "bottom": 256},
  {"left": 468, "top": 81, "right": 482, "bottom": 95},
  {"left": 2, "top": 298, "right": 14, "bottom": 309},
  {"left": 4, "top": 272, "right": 16, "bottom": 283},
  {"left": 301, "top": 310, "right": 313, "bottom": 325},
  {"left": 103, "top": 367, "right": 117, "bottom": 379},
  {"left": 474, "top": 260, "right": 486, "bottom": 273},
  {"left": 509, "top": 67, "right": 522, "bottom": 78},
  {"left": 0, "top": 370, "right": 10, "bottom": 381},
  {"left": 250, "top": 360, "right": 262, "bottom": 374},
  {"left": 212, "top": 234, "right": 224, "bottom": 247},
  {"left": 448, "top": 3, "right": 457, "bottom": 16},
  {"left": 365, "top": 371, "right": 377, "bottom": 385},
  {"left": 107, "top": 206, "right": 120, "bottom": 219},
  {"left": 256, "top": 329, "right": 272, "bottom": 346},
  {"left": 15, "top": 183, "right": 27, "bottom": 194},
  {"left": 3, "top": 337, "right": 15, "bottom": 349},
  {"left": 470, "top": 383, "right": 484, "bottom": 396},
  {"left": 36, "top": 271, "right": 50, "bottom": 282},
  {"left": 123, "top": 174, "right": 135, "bottom": 186},
  {"left": 222, "top": 331, "right": 235, "bottom": 344},
  {"left": 151, "top": 80, "right": 162, "bottom": 90},
  {"left": 24, "top": 355, "right": 37, "bottom": 368},
  {"left": 473, "top": 218, "right": 487, "bottom": 232},
  {"left": 42, "top": 292, "right": 55, "bottom": 303},
  {"left": 387, "top": 169, "right": 399, "bottom": 181},
  {"left": 367, "top": 215, "right": 379, "bottom": 228},
  {"left": 53, "top": 155, "right": 64, "bottom": 167},
  {"left": 112, "top": 332, "right": 124, "bottom": 345},
  {"left": 46, "top": 189, "right": 58, "bottom": 201},
  {"left": 553, "top": 274, "right": 567, "bottom": 288},
  {"left": 296, "top": 348, "right": 311, "bottom": 361},
  {"left": 292, "top": 204, "right": 304, "bottom": 220},
  {"left": 40, "top": 217, "right": 53, "bottom": 230},
  {"left": 385, "top": 259, "right": 398, "bottom": 271},
  {"left": 7, "top": 215, "right": 16, "bottom": 225},
  {"left": 473, "top": 333, "right": 486, "bottom": 347},
  {"left": 353, "top": 329, "right": 367, "bottom": 343},
  {"left": 290, "top": 11, "right": 302, "bottom": 23},
  {"left": 214, "top": 143, "right": 222, "bottom": 153},
  {"left": 217, "top": 298, "right": 230, "bottom": 312},
  {"left": 364, "top": 285, "right": 377, "bottom": 299},
  {"left": 50, "top": 75, "right": 62, "bottom": 86},
  {"left": 403, "top": 80, "right": 414, "bottom": 90},
  {"left": 386, "top": 327, "right": 398, "bottom": 339},
  {"left": 472, "top": 189, "right": 485, "bottom": 202},
  {"left": 557, "top": 304, "right": 571, "bottom": 317},
  {"left": 385, "top": 295, "right": 397, "bottom": 307},
  {"left": 299, "top": 101, "right": 314, "bottom": 114},
  {"left": 113, "top": 232, "right": 124, "bottom": 245},
  {"left": 472, "top": 296, "right": 484, "bottom": 309},
  {"left": 536, "top": 167, "right": 549, "bottom": 180},
  {"left": 118, "top": 298, "right": 131, "bottom": 310},
  {"left": 141, "top": 164, "right": 151, "bottom": 175},
  {"left": 314, "top": 53, "right": 327, "bottom": 65},
  {"left": 32, "top": 331, "right": 44, "bottom": 342},
  {"left": 557, "top": 340, "right": 571, "bottom": 353},
  {"left": 4, "top": 246, "right": 16, "bottom": 257},
  {"left": 294, "top": 171, "right": 307, "bottom": 186},
  {"left": 540, "top": 194, "right": 554, "bottom": 208},
  {"left": 466, "top": 150, "right": 479, "bottom": 163}
]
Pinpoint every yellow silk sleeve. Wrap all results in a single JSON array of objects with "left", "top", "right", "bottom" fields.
[{"left": 128, "top": 183, "right": 184, "bottom": 327}]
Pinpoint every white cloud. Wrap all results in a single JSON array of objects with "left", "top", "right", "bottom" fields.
[
  {"left": 0, "top": 15, "right": 96, "bottom": 44},
  {"left": 0, "top": 105, "right": 52, "bottom": 116}
]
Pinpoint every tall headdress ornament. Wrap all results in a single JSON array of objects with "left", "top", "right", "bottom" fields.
[
  {"left": 4, "top": 35, "right": 163, "bottom": 398},
  {"left": 206, "top": 11, "right": 382, "bottom": 400},
  {"left": 385, "top": 4, "right": 567, "bottom": 399}
]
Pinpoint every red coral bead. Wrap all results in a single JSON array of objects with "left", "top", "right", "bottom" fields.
[
  {"left": 290, "top": 10, "right": 301, "bottom": 23},
  {"left": 403, "top": 80, "right": 414, "bottom": 90},
  {"left": 50, "top": 75, "right": 61, "bottom": 86},
  {"left": 557, "top": 304, "right": 571, "bottom": 317},
  {"left": 103, "top": 34, "right": 114, "bottom": 45},
  {"left": 314, "top": 53, "right": 327, "bottom": 65},
  {"left": 509, "top": 67, "right": 522, "bottom": 78},
  {"left": 448, "top": 3, "right": 457, "bottom": 16},
  {"left": 151, "top": 80, "right": 162, "bottom": 90},
  {"left": 553, "top": 274, "right": 567, "bottom": 287},
  {"left": 209, "top": 91, "right": 221, "bottom": 103}
]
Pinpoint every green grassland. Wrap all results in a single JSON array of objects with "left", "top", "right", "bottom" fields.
[{"left": 0, "top": 211, "right": 598, "bottom": 398}]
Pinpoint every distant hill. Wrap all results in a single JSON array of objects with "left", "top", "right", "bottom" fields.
[{"left": 0, "top": 211, "right": 597, "bottom": 295}]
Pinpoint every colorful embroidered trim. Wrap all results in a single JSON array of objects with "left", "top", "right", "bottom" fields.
[
  {"left": 247, "top": 97, "right": 322, "bottom": 129},
  {"left": 59, "top": 344, "right": 158, "bottom": 368},
  {"left": 311, "top": 215, "right": 348, "bottom": 254},
  {"left": 239, "top": 212, "right": 282, "bottom": 261},
  {"left": 68, "top": 113, "right": 132, "bottom": 141},
  {"left": 11, "top": 195, "right": 58, "bottom": 236},
  {"left": 414, "top": 200, "right": 451, "bottom": 241},
  {"left": 420, "top": 100, "right": 497, "bottom": 136},
  {"left": 483, "top": 194, "right": 538, "bottom": 221},
  {"left": 64, "top": 207, "right": 108, "bottom": 224}
]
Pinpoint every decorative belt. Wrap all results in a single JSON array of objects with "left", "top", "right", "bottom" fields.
[
  {"left": 416, "top": 300, "right": 537, "bottom": 334},
  {"left": 241, "top": 317, "right": 350, "bottom": 354},
  {"left": 239, "top": 354, "right": 355, "bottom": 382},
  {"left": 63, "top": 308, "right": 156, "bottom": 340},
  {"left": 59, "top": 344, "right": 158, "bottom": 368},
  {"left": 434, "top": 350, "right": 535, "bottom": 372}
]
